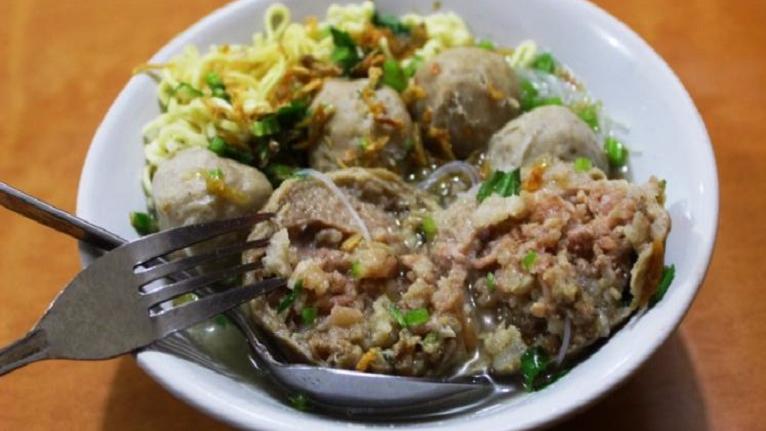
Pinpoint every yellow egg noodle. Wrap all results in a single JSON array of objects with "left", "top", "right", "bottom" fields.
[{"left": 138, "top": 1, "right": 539, "bottom": 195}]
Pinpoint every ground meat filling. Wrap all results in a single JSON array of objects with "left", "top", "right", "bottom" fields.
[
  {"left": 431, "top": 160, "right": 670, "bottom": 374},
  {"left": 243, "top": 168, "right": 473, "bottom": 377}
]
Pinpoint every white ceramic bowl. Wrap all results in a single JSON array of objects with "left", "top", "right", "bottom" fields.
[{"left": 76, "top": 0, "right": 718, "bottom": 429}]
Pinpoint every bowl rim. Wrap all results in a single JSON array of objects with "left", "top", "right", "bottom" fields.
[{"left": 76, "top": 0, "right": 719, "bottom": 429}]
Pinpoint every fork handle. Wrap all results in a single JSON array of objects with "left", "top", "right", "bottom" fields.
[
  {"left": 0, "top": 182, "right": 124, "bottom": 250},
  {"left": 0, "top": 329, "right": 50, "bottom": 376}
]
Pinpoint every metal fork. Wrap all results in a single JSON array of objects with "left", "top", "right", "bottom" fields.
[
  {"left": 0, "top": 207, "right": 284, "bottom": 375},
  {"left": 0, "top": 182, "right": 494, "bottom": 416}
]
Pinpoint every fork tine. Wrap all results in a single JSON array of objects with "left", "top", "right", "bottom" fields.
[
  {"left": 152, "top": 277, "right": 286, "bottom": 337},
  {"left": 124, "top": 213, "right": 274, "bottom": 264},
  {"left": 142, "top": 261, "right": 262, "bottom": 307},
  {"left": 134, "top": 238, "right": 270, "bottom": 285}
]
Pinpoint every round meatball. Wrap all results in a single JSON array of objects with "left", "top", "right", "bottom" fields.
[
  {"left": 414, "top": 47, "right": 521, "bottom": 158},
  {"left": 152, "top": 147, "right": 272, "bottom": 229},
  {"left": 487, "top": 105, "right": 608, "bottom": 172},
  {"left": 309, "top": 79, "right": 414, "bottom": 172}
]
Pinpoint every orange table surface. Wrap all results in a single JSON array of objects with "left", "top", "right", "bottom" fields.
[{"left": 1, "top": 1, "right": 764, "bottom": 429}]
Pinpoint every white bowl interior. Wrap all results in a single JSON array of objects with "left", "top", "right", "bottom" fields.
[{"left": 77, "top": 0, "right": 717, "bottom": 429}]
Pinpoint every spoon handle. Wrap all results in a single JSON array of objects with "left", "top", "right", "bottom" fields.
[{"left": 0, "top": 182, "right": 124, "bottom": 250}]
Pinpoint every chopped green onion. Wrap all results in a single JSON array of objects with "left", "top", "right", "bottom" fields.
[
  {"left": 265, "top": 163, "right": 298, "bottom": 184},
  {"left": 604, "top": 136, "right": 629, "bottom": 167},
  {"left": 477, "top": 39, "right": 495, "bottom": 50},
  {"left": 207, "top": 137, "right": 254, "bottom": 165},
  {"left": 172, "top": 293, "right": 197, "bottom": 306},
  {"left": 251, "top": 116, "right": 281, "bottom": 137},
  {"left": 576, "top": 104, "right": 600, "bottom": 130},
  {"left": 651, "top": 264, "right": 675, "bottom": 304},
  {"left": 212, "top": 87, "right": 230, "bottom": 101},
  {"left": 288, "top": 393, "right": 309, "bottom": 411},
  {"left": 531, "top": 52, "right": 556, "bottom": 74},
  {"left": 330, "top": 27, "right": 361, "bottom": 74},
  {"left": 388, "top": 304, "right": 407, "bottom": 327},
  {"left": 301, "top": 307, "right": 317, "bottom": 325},
  {"left": 574, "top": 157, "right": 592, "bottom": 173},
  {"left": 372, "top": 11, "right": 410, "bottom": 35},
  {"left": 487, "top": 272, "right": 496, "bottom": 292},
  {"left": 208, "top": 136, "right": 227, "bottom": 154},
  {"left": 519, "top": 79, "right": 539, "bottom": 112},
  {"left": 404, "top": 308, "right": 430, "bottom": 327},
  {"left": 423, "top": 332, "right": 440, "bottom": 345},
  {"left": 251, "top": 100, "right": 309, "bottom": 138},
  {"left": 522, "top": 250, "right": 538, "bottom": 272},
  {"left": 421, "top": 215, "right": 437, "bottom": 241},
  {"left": 519, "top": 79, "right": 564, "bottom": 111},
  {"left": 357, "top": 137, "right": 369, "bottom": 150},
  {"left": 330, "top": 26, "right": 355, "bottom": 48},
  {"left": 331, "top": 46, "right": 358, "bottom": 74},
  {"left": 478, "top": 169, "right": 522, "bottom": 202},
  {"left": 521, "top": 346, "right": 551, "bottom": 390},
  {"left": 277, "top": 280, "right": 303, "bottom": 313},
  {"left": 207, "top": 168, "right": 224, "bottom": 180},
  {"left": 403, "top": 56, "right": 423, "bottom": 78},
  {"left": 382, "top": 58, "right": 408, "bottom": 92},
  {"left": 351, "top": 261, "right": 363, "bottom": 279},
  {"left": 388, "top": 304, "right": 429, "bottom": 328},
  {"left": 205, "top": 72, "right": 230, "bottom": 101},
  {"left": 403, "top": 138, "right": 414, "bottom": 152},
  {"left": 477, "top": 171, "right": 503, "bottom": 202},
  {"left": 172, "top": 82, "right": 203, "bottom": 103},
  {"left": 536, "top": 97, "right": 563, "bottom": 107},
  {"left": 496, "top": 168, "right": 522, "bottom": 197},
  {"left": 275, "top": 99, "right": 309, "bottom": 126},
  {"left": 205, "top": 72, "right": 224, "bottom": 89},
  {"left": 129, "top": 211, "right": 158, "bottom": 236},
  {"left": 213, "top": 314, "right": 228, "bottom": 327}
]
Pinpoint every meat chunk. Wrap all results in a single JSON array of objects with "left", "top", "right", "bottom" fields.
[
  {"left": 413, "top": 47, "right": 521, "bottom": 158},
  {"left": 487, "top": 105, "right": 608, "bottom": 172},
  {"left": 309, "top": 79, "right": 414, "bottom": 172}
]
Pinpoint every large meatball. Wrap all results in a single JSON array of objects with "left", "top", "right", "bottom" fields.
[
  {"left": 414, "top": 47, "right": 521, "bottom": 158},
  {"left": 430, "top": 160, "right": 670, "bottom": 374},
  {"left": 487, "top": 105, "right": 608, "bottom": 172},
  {"left": 309, "top": 79, "right": 414, "bottom": 172},
  {"left": 243, "top": 168, "right": 473, "bottom": 377},
  {"left": 152, "top": 147, "right": 272, "bottom": 229}
]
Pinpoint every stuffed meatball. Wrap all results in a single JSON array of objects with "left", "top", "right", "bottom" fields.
[
  {"left": 487, "top": 105, "right": 608, "bottom": 172},
  {"left": 243, "top": 168, "right": 475, "bottom": 377},
  {"left": 413, "top": 47, "right": 522, "bottom": 158},
  {"left": 309, "top": 79, "right": 414, "bottom": 172},
  {"left": 430, "top": 161, "right": 670, "bottom": 374}
]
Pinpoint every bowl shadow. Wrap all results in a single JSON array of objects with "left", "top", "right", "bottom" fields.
[
  {"left": 101, "top": 358, "right": 230, "bottom": 430},
  {"left": 550, "top": 330, "right": 710, "bottom": 430}
]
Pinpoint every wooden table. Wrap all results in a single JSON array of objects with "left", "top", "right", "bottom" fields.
[{"left": 1, "top": 1, "right": 763, "bottom": 429}]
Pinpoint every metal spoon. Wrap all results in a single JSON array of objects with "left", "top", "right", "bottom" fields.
[{"left": 0, "top": 182, "right": 493, "bottom": 416}]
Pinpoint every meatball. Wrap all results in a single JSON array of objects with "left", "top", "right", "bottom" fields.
[
  {"left": 152, "top": 147, "right": 272, "bottom": 229},
  {"left": 309, "top": 79, "right": 414, "bottom": 172},
  {"left": 243, "top": 168, "right": 473, "bottom": 377},
  {"left": 413, "top": 47, "right": 521, "bottom": 158},
  {"left": 431, "top": 160, "right": 670, "bottom": 374},
  {"left": 487, "top": 105, "right": 608, "bottom": 172}
]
